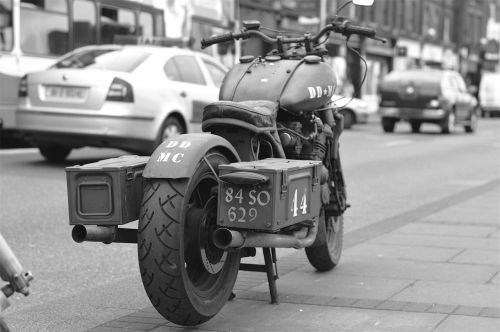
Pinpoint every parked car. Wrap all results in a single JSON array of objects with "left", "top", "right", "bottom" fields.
[
  {"left": 479, "top": 72, "right": 500, "bottom": 117},
  {"left": 331, "top": 94, "right": 376, "bottom": 129},
  {"left": 378, "top": 69, "right": 478, "bottom": 134},
  {"left": 16, "top": 44, "right": 227, "bottom": 161}
]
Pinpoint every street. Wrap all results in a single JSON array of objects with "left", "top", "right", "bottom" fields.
[{"left": 0, "top": 117, "right": 499, "bottom": 331}]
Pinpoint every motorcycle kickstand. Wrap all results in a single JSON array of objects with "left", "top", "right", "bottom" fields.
[
  {"left": 264, "top": 247, "right": 279, "bottom": 304},
  {"left": 238, "top": 247, "right": 280, "bottom": 304}
]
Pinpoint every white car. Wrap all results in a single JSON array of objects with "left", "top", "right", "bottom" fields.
[
  {"left": 331, "top": 94, "right": 375, "bottom": 129},
  {"left": 479, "top": 72, "right": 500, "bottom": 117},
  {"left": 16, "top": 45, "right": 227, "bottom": 161}
]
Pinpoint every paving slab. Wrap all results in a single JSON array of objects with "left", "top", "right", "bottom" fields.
[
  {"left": 371, "top": 233, "right": 499, "bottom": 251},
  {"left": 326, "top": 255, "right": 498, "bottom": 284},
  {"left": 344, "top": 243, "right": 461, "bottom": 263},
  {"left": 433, "top": 315, "right": 500, "bottom": 332},
  {"left": 147, "top": 299, "right": 446, "bottom": 332},
  {"left": 394, "top": 223, "right": 497, "bottom": 237},
  {"left": 421, "top": 191, "right": 500, "bottom": 227},
  {"left": 4, "top": 275, "right": 150, "bottom": 332},
  {"left": 390, "top": 280, "right": 500, "bottom": 308},
  {"left": 489, "top": 229, "right": 499, "bottom": 238},
  {"left": 450, "top": 249, "right": 500, "bottom": 266},
  {"left": 250, "top": 269, "right": 412, "bottom": 300}
]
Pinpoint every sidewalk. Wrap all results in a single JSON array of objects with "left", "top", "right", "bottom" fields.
[{"left": 87, "top": 184, "right": 500, "bottom": 332}]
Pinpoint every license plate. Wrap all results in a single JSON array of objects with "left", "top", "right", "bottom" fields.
[
  {"left": 44, "top": 85, "right": 88, "bottom": 101},
  {"left": 220, "top": 184, "right": 272, "bottom": 226}
]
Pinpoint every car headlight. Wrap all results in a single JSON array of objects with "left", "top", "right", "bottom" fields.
[{"left": 427, "top": 99, "right": 440, "bottom": 108}]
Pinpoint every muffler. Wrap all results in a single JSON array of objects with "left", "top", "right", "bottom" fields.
[
  {"left": 71, "top": 225, "right": 137, "bottom": 244},
  {"left": 213, "top": 221, "right": 318, "bottom": 250}
]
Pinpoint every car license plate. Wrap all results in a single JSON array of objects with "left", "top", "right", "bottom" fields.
[
  {"left": 44, "top": 85, "right": 88, "bottom": 101},
  {"left": 220, "top": 184, "right": 273, "bottom": 226}
]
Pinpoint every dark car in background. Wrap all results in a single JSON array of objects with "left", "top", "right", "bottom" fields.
[{"left": 378, "top": 69, "right": 478, "bottom": 134}]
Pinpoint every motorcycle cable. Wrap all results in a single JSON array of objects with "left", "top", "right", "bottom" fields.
[
  {"left": 336, "top": 0, "right": 353, "bottom": 15},
  {"left": 331, "top": 37, "right": 368, "bottom": 110}
]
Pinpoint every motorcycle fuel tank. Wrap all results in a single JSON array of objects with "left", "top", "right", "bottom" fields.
[{"left": 220, "top": 55, "right": 337, "bottom": 114}]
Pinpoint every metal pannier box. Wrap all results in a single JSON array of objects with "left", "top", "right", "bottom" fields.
[
  {"left": 218, "top": 158, "right": 322, "bottom": 231},
  {"left": 66, "top": 155, "right": 150, "bottom": 226}
]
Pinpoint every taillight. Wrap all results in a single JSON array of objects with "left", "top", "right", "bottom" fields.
[
  {"left": 18, "top": 75, "right": 28, "bottom": 97},
  {"left": 106, "top": 77, "right": 134, "bottom": 102}
]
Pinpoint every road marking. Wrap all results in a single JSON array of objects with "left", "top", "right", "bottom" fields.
[
  {"left": 380, "top": 139, "right": 412, "bottom": 147},
  {"left": 0, "top": 148, "right": 38, "bottom": 155}
]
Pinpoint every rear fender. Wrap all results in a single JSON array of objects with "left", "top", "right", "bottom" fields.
[{"left": 143, "top": 133, "right": 239, "bottom": 179}]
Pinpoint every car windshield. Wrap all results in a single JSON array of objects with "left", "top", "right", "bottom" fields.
[{"left": 53, "top": 48, "right": 151, "bottom": 72}]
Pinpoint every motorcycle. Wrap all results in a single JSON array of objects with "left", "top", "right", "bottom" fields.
[{"left": 66, "top": 0, "right": 384, "bottom": 326}]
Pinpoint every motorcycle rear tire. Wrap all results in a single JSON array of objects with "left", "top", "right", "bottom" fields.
[
  {"left": 305, "top": 214, "right": 344, "bottom": 272},
  {"left": 137, "top": 151, "right": 240, "bottom": 326}
]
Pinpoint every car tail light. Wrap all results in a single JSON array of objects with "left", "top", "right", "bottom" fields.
[
  {"left": 18, "top": 75, "right": 28, "bottom": 97},
  {"left": 106, "top": 78, "right": 134, "bottom": 102}
]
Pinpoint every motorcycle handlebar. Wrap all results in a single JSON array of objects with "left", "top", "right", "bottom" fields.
[
  {"left": 200, "top": 18, "right": 386, "bottom": 49},
  {"left": 201, "top": 32, "right": 238, "bottom": 49}
]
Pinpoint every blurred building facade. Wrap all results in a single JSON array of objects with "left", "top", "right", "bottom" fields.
[
  {"left": 242, "top": 0, "right": 498, "bottom": 98},
  {"left": 168, "top": 0, "right": 500, "bottom": 99}
]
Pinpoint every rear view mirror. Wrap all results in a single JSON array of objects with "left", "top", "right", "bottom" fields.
[{"left": 353, "top": 0, "right": 374, "bottom": 6}]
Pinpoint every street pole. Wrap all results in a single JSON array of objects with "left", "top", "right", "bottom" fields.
[
  {"left": 320, "top": 0, "right": 327, "bottom": 28},
  {"left": 234, "top": 0, "right": 241, "bottom": 62}
]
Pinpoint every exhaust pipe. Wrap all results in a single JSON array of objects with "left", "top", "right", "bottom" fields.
[
  {"left": 213, "top": 221, "right": 318, "bottom": 250},
  {"left": 71, "top": 225, "right": 137, "bottom": 244}
]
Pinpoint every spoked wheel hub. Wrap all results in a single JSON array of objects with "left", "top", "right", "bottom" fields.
[{"left": 186, "top": 197, "right": 227, "bottom": 275}]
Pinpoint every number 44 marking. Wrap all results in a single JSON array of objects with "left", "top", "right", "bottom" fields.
[{"left": 291, "top": 189, "right": 308, "bottom": 217}]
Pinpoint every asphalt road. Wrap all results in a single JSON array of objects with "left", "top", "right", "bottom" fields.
[{"left": 0, "top": 117, "right": 499, "bottom": 331}]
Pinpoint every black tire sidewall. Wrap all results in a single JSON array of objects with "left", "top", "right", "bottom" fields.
[
  {"left": 138, "top": 151, "right": 239, "bottom": 325},
  {"left": 38, "top": 145, "right": 71, "bottom": 162},
  {"left": 180, "top": 152, "right": 240, "bottom": 315}
]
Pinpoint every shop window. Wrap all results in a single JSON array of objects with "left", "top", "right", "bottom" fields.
[
  {"left": 154, "top": 13, "right": 164, "bottom": 36},
  {"left": 139, "top": 11, "right": 153, "bottom": 37},
  {"left": 20, "top": 0, "right": 69, "bottom": 55},
  {"left": 100, "top": 6, "right": 136, "bottom": 44},
  {"left": 22, "top": 0, "right": 67, "bottom": 13},
  {"left": 0, "top": 0, "right": 13, "bottom": 52},
  {"left": 73, "top": 0, "right": 96, "bottom": 48}
]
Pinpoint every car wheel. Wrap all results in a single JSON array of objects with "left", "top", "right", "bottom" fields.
[
  {"left": 155, "top": 116, "right": 185, "bottom": 148},
  {"left": 410, "top": 121, "right": 421, "bottom": 133},
  {"left": 441, "top": 111, "right": 456, "bottom": 134},
  {"left": 382, "top": 118, "right": 396, "bottom": 133},
  {"left": 340, "top": 109, "right": 355, "bottom": 129},
  {"left": 38, "top": 144, "right": 72, "bottom": 162},
  {"left": 465, "top": 110, "right": 478, "bottom": 133}
]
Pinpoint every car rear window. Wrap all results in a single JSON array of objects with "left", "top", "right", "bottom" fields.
[
  {"left": 381, "top": 70, "right": 443, "bottom": 92},
  {"left": 53, "top": 48, "right": 151, "bottom": 73}
]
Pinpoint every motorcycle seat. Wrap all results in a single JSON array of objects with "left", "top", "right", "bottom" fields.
[{"left": 203, "top": 100, "right": 278, "bottom": 128}]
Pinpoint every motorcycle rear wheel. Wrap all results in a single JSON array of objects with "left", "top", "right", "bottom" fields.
[
  {"left": 137, "top": 151, "right": 240, "bottom": 326},
  {"left": 305, "top": 213, "right": 344, "bottom": 272}
]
